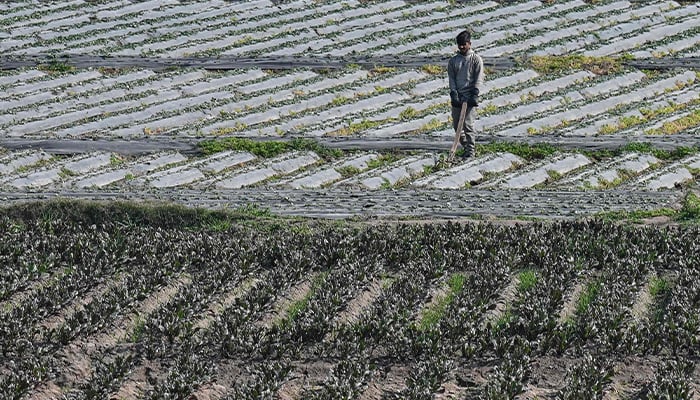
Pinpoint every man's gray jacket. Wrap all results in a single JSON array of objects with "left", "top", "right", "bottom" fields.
[{"left": 448, "top": 49, "right": 485, "bottom": 101}]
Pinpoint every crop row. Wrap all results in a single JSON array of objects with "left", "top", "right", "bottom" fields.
[
  {"left": 2, "top": 64, "right": 698, "bottom": 142},
  {"left": 1, "top": 212, "right": 699, "bottom": 398},
  {"left": 2, "top": 143, "right": 699, "bottom": 193},
  {"left": 3, "top": 0, "right": 698, "bottom": 62}
]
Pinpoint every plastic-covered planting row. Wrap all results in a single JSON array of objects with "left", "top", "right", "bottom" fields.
[
  {"left": 1, "top": 0, "right": 370, "bottom": 56},
  {"left": 480, "top": 153, "right": 592, "bottom": 189},
  {"left": 13, "top": 70, "right": 161, "bottom": 125},
  {"left": 631, "top": 29, "right": 700, "bottom": 58},
  {"left": 217, "top": 1, "right": 417, "bottom": 57},
  {"left": 583, "top": 13, "right": 700, "bottom": 57},
  {"left": 530, "top": 1, "right": 693, "bottom": 55},
  {"left": 301, "top": 1, "right": 504, "bottom": 57},
  {"left": 145, "top": 68, "right": 403, "bottom": 137},
  {"left": 1, "top": 0, "right": 267, "bottom": 54},
  {"left": 0, "top": 68, "right": 262, "bottom": 136},
  {"left": 110, "top": 69, "right": 326, "bottom": 137},
  {"left": 487, "top": 70, "right": 697, "bottom": 137},
  {"left": 266, "top": 69, "right": 543, "bottom": 138},
  {"left": 0, "top": 70, "right": 210, "bottom": 137},
  {"left": 527, "top": 1, "right": 688, "bottom": 56},
  {"left": 0, "top": 69, "right": 45, "bottom": 89},
  {"left": 202, "top": 69, "right": 429, "bottom": 137},
  {"left": 121, "top": 0, "right": 378, "bottom": 57},
  {"left": 565, "top": 73, "right": 699, "bottom": 137},
  {"left": 421, "top": 70, "right": 617, "bottom": 139},
  {"left": 380, "top": 0, "right": 606, "bottom": 57},
  {"left": 1, "top": 145, "right": 696, "bottom": 193},
  {"left": 133, "top": 151, "right": 258, "bottom": 189},
  {"left": 452, "top": 69, "right": 690, "bottom": 140},
  {"left": 14, "top": 149, "right": 317, "bottom": 190},
  {"left": 74, "top": 71, "right": 273, "bottom": 138},
  {"left": 0, "top": 152, "right": 113, "bottom": 189},
  {"left": 1, "top": 63, "right": 696, "bottom": 141},
  {"left": 373, "top": 0, "right": 626, "bottom": 57},
  {"left": 437, "top": 0, "right": 626, "bottom": 57},
  {"left": 381, "top": 0, "right": 696, "bottom": 59},
  {"left": 4, "top": 0, "right": 688, "bottom": 59},
  {"left": 169, "top": 2, "right": 363, "bottom": 58},
  {"left": 144, "top": 0, "right": 445, "bottom": 57},
  {"left": 207, "top": 152, "right": 320, "bottom": 189},
  {"left": 482, "top": 70, "right": 650, "bottom": 132},
  {"left": 71, "top": 152, "right": 188, "bottom": 189},
  {"left": 0, "top": 65, "right": 429, "bottom": 139},
  {"left": 0, "top": 68, "right": 305, "bottom": 137},
  {"left": 0, "top": 70, "right": 102, "bottom": 99},
  {"left": 0, "top": 149, "right": 52, "bottom": 176},
  {"left": 284, "top": 2, "right": 450, "bottom": 56},
  {"left": 556, "top": 153, "right": 660, "bottom": 190},
  {"left": 114, "top": 149, "right": 322, "bottom": 190},
  {"left": 276, "top": 153, "right": 379, "bottom": 189},
  {"left": 0, "top": 0, "right": 93, "bottom": 30},
  {"left": 642, "top": 107, "right": 700, "bottom": 136},
  {"left": 1, "top": 0, "right": 265, "bottom": 34},
  {"left": 284, "top": 2, "right": 541, "bottom": 59},
  {"left": 414, "top": 152, "right": 523, "bottom": 190},
  {"left": 334, "top": 153, "right": 435, "bottom": 190},
  {"left": 567, "top": 88, "right": 699, "bottom": 137},
  {"left": 632, "top": 155, "right": 700, "bottom": 190}
]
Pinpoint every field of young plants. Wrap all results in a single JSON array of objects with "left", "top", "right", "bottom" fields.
[
  {"left": 0, "top": 201, "right": 699, "bottom": 399},
  {"left": 1, "top": 0, "right": 700, "bottom": 397}
]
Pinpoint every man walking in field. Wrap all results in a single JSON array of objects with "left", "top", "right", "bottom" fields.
[{"left": 448, "top": 30, "right": 484, "bottom": 158}]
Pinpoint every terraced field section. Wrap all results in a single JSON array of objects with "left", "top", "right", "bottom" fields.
[
  {"left": 2, "top": 1, "right": 700, "bottom": 398},
  {"left": 1, "top": 52, "right": 699, "bottom": 141},
  {"left": 0, "top": 142, "right": 698, "bottom": 218},
  {"left": 1, "top": 212, "right": 699, "bottom": 399},
  {"left": 1, "top": 0, "right": 699, "bottom": 219},
  {"left": 1, "top": 0, "right": 699, "bottom": 218},
  {"left": 1, "top": 0, "right": 699, "bottom": 59}
]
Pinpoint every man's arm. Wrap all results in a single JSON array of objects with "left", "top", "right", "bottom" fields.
[
  {"left": 447, "top": 58, "right": 460, "bottom": 107},
  {"left": 447, "top": 58, "right": 458, "bottom": 92},
  {"left": 463, "top": 55, "right": 484, "bottom": 106},
  {"left": 470, "top": 55, "right": 484, "bottom": 94}
]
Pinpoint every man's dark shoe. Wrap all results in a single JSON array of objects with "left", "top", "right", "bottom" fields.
[{"left": 462, "top": 150, "right": 474, "bottom": 159}]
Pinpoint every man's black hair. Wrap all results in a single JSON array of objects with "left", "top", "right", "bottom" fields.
[{"left": 456, "top": 30, "right": 471, "bottom": 45}]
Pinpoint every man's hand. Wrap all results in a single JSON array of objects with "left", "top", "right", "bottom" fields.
[
  {"left": 450, "top": 90, "right": 461, "bottom": 108},
  {"left": 461, "top": 88, "right": 479, "bottom": 107}
]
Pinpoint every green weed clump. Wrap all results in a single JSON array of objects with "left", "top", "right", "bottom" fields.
[
  {"left": 199, "top": 137, "right": 286, "bottom": 157},
  {"left": 421, "top": 64, "right": 445, "bottom": 75},
  {"left": 649, "top": 276, "right": 670, "bottom": 298},
  {"left": 418, "top": 273, "right": 466, "bottom": 331},
  {"left": 278, "top": 271, "right": 329, "bottom": 329},
  {"left": 517, "top": 270, "right": 537, "bottom": 292},
  {"left": 587, "top": 142, "right": 698, "bottom": 162},
  {"left": 0, "top": 199, "right": 279, "bottom": 231},
  {"left": 367, "top": 153, "right": 401, "bottom": 169},
  {"left": 646, "top": 108, "right": 700, "bottom": 135},
  {"left": 38, "top": 61, "right": 74, "bottom": 74},
  {"left": 198, "top": 137, "right": 342, "bottom": 160},
  {"left": 479, "top": 142, "right": 558, "bottom": 160},
  {"left": 678, "top": 192, "right": 700, "bottom": 222},
  {"left": 576, "top": 281, "right": 600, "bottom": 316}
]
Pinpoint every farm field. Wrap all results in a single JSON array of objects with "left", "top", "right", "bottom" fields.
[
  {"left": 1, "top": 0, "right": 699, "bottom": 218},
  {"left": 1, "top": 201, "right": 699, "bottom": 399},
  {"left": 1, "top": 0, "right": 700, "bottom": 398}
]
